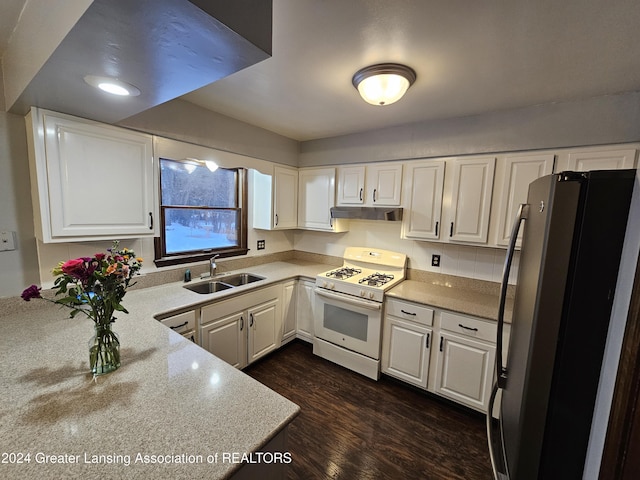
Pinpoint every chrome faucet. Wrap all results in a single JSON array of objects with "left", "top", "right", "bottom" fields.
[{"left": 210, "top": 254, "right": 220, "bottom": 278}]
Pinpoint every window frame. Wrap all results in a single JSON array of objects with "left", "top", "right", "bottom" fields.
[{"left": 154, "top": 161, "right": 248, "bottom": 267}]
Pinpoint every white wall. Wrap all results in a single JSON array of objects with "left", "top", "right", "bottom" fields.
[
  {"left": 0, "top": 112, "right": 40, "bottom": 295},
  {"left": 293, "top": 220, "right": 518, "bottom": 284},
  {"left": 299, "top": 92, "right": 640, "bottom": 167}
]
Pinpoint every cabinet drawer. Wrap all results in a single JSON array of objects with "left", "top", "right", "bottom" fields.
[
  {"left": 161, "top": 310, "right": 196, "bottom": 334},
  {"left": 385, "top": 299, "right": 434, "bottom": 326},
  {"left": 440, "top": 311, "right": 496, "bottom": 343}
]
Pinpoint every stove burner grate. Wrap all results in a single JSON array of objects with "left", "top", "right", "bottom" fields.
[
  {"left": 358, "top": 272, "right": 395, "bottom": 287},
  {"left": 326, "top": 267, "right": 362, "bottom": 280}
]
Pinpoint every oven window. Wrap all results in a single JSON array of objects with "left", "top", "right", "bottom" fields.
[{"left": 323, "top": 304, "right": 368, "bottom": 341}]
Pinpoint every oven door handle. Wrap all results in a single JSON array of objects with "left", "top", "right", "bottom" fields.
[{"left": 314, "top": 288, "right": 382, "bottom": 311}]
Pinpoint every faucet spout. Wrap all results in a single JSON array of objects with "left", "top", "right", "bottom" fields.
[{"left": 210, "top": 254, "right": 220, "bottom": 278}]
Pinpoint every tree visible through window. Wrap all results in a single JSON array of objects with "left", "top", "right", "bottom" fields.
[{"left": 154, "top": 158, "right": 248, "bottom": 267}]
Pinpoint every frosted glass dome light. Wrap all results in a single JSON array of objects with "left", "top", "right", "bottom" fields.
[{"left": 352, "top": 63, "right": 416, "bottom": 106}]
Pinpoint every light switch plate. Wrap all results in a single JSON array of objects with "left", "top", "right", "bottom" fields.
[{"left": 0, "top": 231, "right": 16, "bottom": 251}]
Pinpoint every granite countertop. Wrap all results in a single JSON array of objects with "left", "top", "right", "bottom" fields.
[
  {"left": 0, "top": 260, "right": 326, "bottom": 480},
  {"left": 0, "top": 259, "right": 509, "bottom": 479},
  {"left": 387, "top": 279, "right": 513, "bottom": 323}
]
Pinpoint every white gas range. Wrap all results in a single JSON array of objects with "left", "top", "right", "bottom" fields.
[{"left": 313, "top": 247, "right": 407, "bottom": 380}]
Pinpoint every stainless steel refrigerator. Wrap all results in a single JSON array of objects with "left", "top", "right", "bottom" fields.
[{"left": 487, "top": 169, "right": 636, "bottom": 480}]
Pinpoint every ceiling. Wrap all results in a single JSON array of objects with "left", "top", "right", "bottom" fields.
[{"left": 3, "top": 0, "right": 640, "bottom": 142}]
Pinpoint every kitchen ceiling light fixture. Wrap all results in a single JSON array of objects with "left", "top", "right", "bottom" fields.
[
  {"left": 83, "top": 75, "right": 141, "bottom": 96},
  {"left": 352, "top": 63, "right": 416, "bottom": 106}
]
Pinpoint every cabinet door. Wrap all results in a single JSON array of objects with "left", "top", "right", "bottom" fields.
[
  {"left": 402, "top": 160, "right": 445, "bottom": 240},
  {"left": 282, "top": 281, "right": 296, "bottom": 343},
  {"left": 248, "top": 299, "right": 280, "bottom": 363},
  {"left": 201, "top": 312, "right": 247, "bottom": 369},
  {"left": 295, "top": 280, "right": 315, "bottom": 342},
  {"left": 434, "top": 331, "right": 495, "bottom": 412},
  {"left": 448, "top": 156, "right": 496, "bottom": 243},
  {"left": 273, "top": 166, "right": 298, "bottom": 229},
  {"left": 494, "top": 153, "right": 555, "bottom": 246},
  {"left": 367, "top": 163, "right": 403, "bottom": 206},
  {"left": 337, "top": 166, "right": 365, "bottom": 205},
  {"left": 381, "top": 316, "right": 431, "bottom": 388},
  {"left": 34, "top": 109, "right": 154, "bottom": 240},
  {"left": 565, "top": 148, "right": 637, "bottom": 172},
  {"left": 298, "top": 167, "right": 346, "bottom": 231}
]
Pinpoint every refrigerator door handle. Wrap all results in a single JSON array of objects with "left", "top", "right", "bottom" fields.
[{"left": 496, "top": 203, "right": 528, "bottom": 389}]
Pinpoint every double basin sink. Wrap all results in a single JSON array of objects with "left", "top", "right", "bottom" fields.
[{"left": 184, "top": 273, "right": 265, "bottom": 294}]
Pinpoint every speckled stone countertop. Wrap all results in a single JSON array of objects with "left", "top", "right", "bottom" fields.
[
  {"left": 387, "top": 280, "right": 513, "bottom": 323},
  {"left": 0, "top": 259, "right": 511, "bottom": 479},
  {"left": 0, "top": 260, "right": 326, "bottom": 480}
]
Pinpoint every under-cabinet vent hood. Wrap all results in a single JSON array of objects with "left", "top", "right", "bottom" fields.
[{"left": 330, "top": 207, "right": 403, "bottom": 221}]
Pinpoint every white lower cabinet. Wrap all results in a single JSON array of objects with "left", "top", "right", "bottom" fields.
[
  {"left": 160, "top": 310, "right": 198, "bottom": 344},
  {"left": 281, "top": 280, "right": 297, "bottom": 344},
  {"left": 295, "top": 279, "right": 315, "bottom": 342},
  {"left": 382, "top": 317, "right": 432, "bottom": 389},
  {"left": 381, "top": 298, "right": 504, "bottom": 414},
  {"left": 434, "top": 312, "right": 496, "bottom": 412},
  {"left": 248, "top": 298, "right": 280, "bottom": 363},
  {"left": 200, "top": 285, "right": 282, "bottom": 369},
  {"left": 201, "top": 311, "right": 247, "bottom": 369}
]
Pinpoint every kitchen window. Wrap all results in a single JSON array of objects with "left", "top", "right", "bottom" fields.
[{"left": 154, "top": 158, "right": 248, "bottom": 267}]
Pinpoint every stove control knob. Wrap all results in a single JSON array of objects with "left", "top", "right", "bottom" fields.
[
  {"left": 322, "top": 281, "right": 328, "bottom": 288},
  {"left": 360, "top": 289, "right": 366, "bottom": 297},
  {"left": 369, "top": 292, "right": 375, "bottom": 299},
  {"left": 329, "top": 282, "right": 335, "bottom": 290}
]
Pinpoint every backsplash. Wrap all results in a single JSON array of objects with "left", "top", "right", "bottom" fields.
[{"left": 32, "top": 220, "right": 517, "bottom": 291}]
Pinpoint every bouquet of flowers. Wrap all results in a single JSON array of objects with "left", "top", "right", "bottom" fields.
[{"left": 21, "top": 241, "right": 143, "bottom": 375}]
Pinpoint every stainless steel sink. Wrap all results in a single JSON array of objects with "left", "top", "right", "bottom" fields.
[
  {"left": 183, "top": 273, "right": 265, "bottom": 294},
  {"left": 184, "top": 281, "right": 233, "bottom": 294},
  {"left": 219, "top": 273, "right": 265, "bottom": 286}
]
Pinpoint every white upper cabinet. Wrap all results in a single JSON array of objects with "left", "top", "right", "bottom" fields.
[
  {"left": 367, "top": 163, "right": 403, "bottom": 205},
  {"left": 556, "top": 146, "right": 638, "bottom": 172},
  {"left": 253, "top": 165, "right": 298, "bottom": 230},
  {"left": 337, "top": 165, "right": 366, "bottom": 205},
  {"left": 25, "top": 107, "right": 155, "bottom": 242},
  {"left": 298, "top": 167, "right": 348, "bottom": 232},
  {"left": 447, "top": 156, "right": 496, "bottom": 243},
  {"left": 401, "top": 160, "right": 446, "bottom": 240},
  {"left": 491, "top": 153, "right": 555, "bottom": 247},
  {"left": 337, "top": 162, "right": 403, "bottom": 206}
]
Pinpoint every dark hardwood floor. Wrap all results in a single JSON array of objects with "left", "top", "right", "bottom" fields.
[{"left": 245, "top": 340, "right": 493, "bottom": 480}]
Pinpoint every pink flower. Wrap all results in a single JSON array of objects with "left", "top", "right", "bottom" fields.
[
  {"left": 61, "top": 258, "right": 86, "bottom": 279},
  {"left": 21, "top": 285, "right": 42, "bottom": 301},
  {"left": 94, "top": 253, "right": 105, "bottom": 261}
]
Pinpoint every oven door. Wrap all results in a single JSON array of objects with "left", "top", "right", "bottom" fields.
[{"left": 314, "top": 288, "right": 383, "bottom": 359}]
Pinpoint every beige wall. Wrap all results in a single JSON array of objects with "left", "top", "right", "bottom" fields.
[
  {"left": 0, "top": 111, "right": 39, "bottom": 296},
  {"left": 299, "top": 92, "right": 640, "bottom": 167},
  {"left": 119, "top": 99, "right": 299, "bottom": 167}
]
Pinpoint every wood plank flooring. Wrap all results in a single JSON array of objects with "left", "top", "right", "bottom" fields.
[{"left": 244, "top": 340, "right": 493, "bottom": 480}]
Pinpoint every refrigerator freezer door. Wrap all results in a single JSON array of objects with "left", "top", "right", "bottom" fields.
[{"left": 500, "top": 175, "right": 581, "bottom": 480}]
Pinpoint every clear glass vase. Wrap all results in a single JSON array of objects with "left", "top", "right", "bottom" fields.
[{"left": 89, "top": 323, "right": 120, "bottom": 375}]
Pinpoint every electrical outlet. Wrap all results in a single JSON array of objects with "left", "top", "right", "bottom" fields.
[
  {"left": 257, "top": 240, "right": 266, "bottom": 250},
  {"left": 431, "top": 254, "right": 441, "bottom": 267},
  {"left": 0, "top": 231, "right": 16, "bottom": 252}
]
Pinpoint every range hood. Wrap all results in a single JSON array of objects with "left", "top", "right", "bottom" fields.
[{"left": 330, "top": 206, "right": 403, "bottom": 221}]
